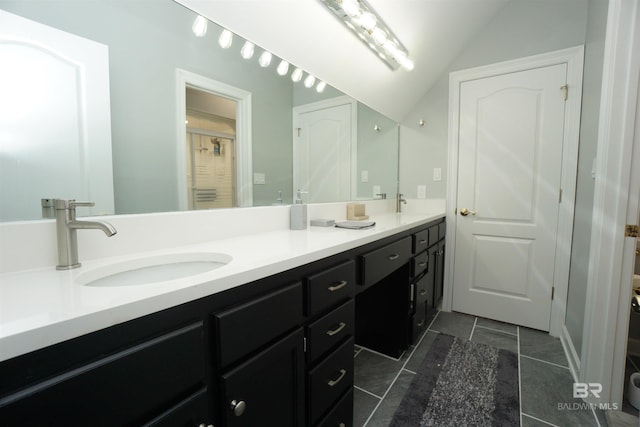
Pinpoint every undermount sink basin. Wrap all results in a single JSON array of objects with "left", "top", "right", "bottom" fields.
[{"left": 76, "top": 252, "right": 232, "bottom": 287}]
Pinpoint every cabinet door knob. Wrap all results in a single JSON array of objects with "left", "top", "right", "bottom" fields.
[{"left": 230, "top": 399, "right": 246, "bottom": 416}]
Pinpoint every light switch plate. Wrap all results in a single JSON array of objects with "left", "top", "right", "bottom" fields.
[
  {"left": 417, "top": 185, "right": 426, "bottom": 199},
  {"left": 361, "top": 170, "right": 369, "bottom": 182},
  {"left": 373, "top": 185, "right": 381, "bottom": 198},
  {"left": 253, "top": 172, "right": 266, "bottom": 185},
  {"left": 433, "top": 168, "right": 442, "bottom": 181}
]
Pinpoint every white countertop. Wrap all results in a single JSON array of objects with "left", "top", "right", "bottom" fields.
[{"left": 0, "top": 211, "right": 443, "bottom": 362}]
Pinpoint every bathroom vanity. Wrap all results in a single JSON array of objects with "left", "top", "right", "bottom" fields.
[{"left": 0, "top": 211, "right": 445, "bottom": 426}]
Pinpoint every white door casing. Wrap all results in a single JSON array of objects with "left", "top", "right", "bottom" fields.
[
  {"left": 293, "top": 96, "right": 357, "bottom": 203},
  {"left": 444, "top": 47, "right": 584, "bottom": 337},
  {"left": 452, "top": 64, "right": 567, "bottom": 331},
  {"left": 0, "top": 10, "right": 113, "bottom": 220}
]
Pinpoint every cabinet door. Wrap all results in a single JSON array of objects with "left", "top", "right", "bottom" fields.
[{"left": 221, "top": 328, "right": 305, "bottom": 427}]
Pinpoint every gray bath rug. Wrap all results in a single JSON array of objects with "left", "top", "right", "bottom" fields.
[{"left": 390, "top": 333, "right": 519, "bottom": 426}]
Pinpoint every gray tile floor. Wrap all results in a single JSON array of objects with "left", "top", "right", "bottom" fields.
[{"left": 353, "top": 310, "right": 608, "bottom": 426}]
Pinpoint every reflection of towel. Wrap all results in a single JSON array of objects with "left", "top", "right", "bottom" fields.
[{"left": 335, "top": 220, "right": 375, "bottom": 230}]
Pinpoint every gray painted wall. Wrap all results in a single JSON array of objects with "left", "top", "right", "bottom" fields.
[
  {"left": 399, "top": 0, "right": 589, "bottom": 199},
  {"left": 565, "top": 0, "right": 608, "bottom": 359}
]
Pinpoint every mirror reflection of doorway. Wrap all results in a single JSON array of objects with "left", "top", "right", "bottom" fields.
[{"left": 185, "top": 88, "right": 237, "bottom": 209}]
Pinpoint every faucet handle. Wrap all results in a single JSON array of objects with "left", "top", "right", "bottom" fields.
[{"left": 68, "top": 201, "right": 95, "bottom": 209}]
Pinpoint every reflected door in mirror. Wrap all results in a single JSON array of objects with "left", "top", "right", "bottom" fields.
[{"left": 0, "top": 10, "right": 114, "bottom": 221}]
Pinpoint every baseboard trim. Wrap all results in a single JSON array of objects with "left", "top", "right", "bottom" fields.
[{"left": 561, "top": 324, "right": 581, "bottom": 382}]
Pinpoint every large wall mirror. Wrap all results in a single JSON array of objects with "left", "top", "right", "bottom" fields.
[{"left": 0, "top": 0, "right": 399, "bottom": 222}]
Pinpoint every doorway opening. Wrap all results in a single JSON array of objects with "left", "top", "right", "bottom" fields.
[{"left": 176, "top": 69, "right": 252, "bottom": 209}]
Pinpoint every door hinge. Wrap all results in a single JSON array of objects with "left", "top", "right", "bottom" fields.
[
  {"left": 626, "top": 224, "right": 639, "bottom": 237},
  {"left": 561, "top": 84, "right": 568, "bottom": 101},
  {"left": 296, "top": 127, "right": 301, "bottom": 137},
  {"left": 303, "top": 337, "right": 307, "bottom": 352},
  {"left": 558, "top": 189, "right": 563, "bottom": 203},
  {"left": 551, "top": 287, "right": 555, "bottom": 300}
]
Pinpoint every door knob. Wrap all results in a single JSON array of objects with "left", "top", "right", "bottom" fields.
[{"left": 459, "top": 208, "right": 476, "bottom": 216}]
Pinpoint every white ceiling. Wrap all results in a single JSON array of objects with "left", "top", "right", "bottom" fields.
[{"left": 176, "top": 0, "right": 511, "bottom": 122}]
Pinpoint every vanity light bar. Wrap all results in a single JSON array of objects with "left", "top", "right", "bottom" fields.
[{"left": 318, "top": 0, "right": 413, "bottom": 71}]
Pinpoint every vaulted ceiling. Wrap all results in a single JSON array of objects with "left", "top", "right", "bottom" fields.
[{"left": 175, "top": 0, "right": 511, "bottom": 122}]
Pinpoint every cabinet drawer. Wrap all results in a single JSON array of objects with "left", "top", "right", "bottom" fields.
[
  {"left": 0, "top": 322, "right": 206, "bottom": 427},
  {"left": 438, "top": 221, "right": 446, "bottom": 240},
  {"left": 428, "top": 224, "right": 439, "bottom": 246},
  {"left": 215, "top": 282, "right": 303, "bottom": 367},
  {"left": 144, "top": 387, "right": 210, "bottom": 427},
  {"left": 308, "top": 337, "right": 354, "bottom": 424},
  {"left": 306, "top": 260, "right": 355, "bottom": 316},
  {"left": 361, "top": 236, "right": 412, "bottom": 287},
  {"left": 415, "top": 272, "right": 433, "bottom": 306},
  {"left": 316, "top": 389, "right": 353, "bottom": 427},
  {"left": 412, "top": 251, "right": 428, "bottom": 278},
  {"left": 307, "top": 300, "right": 354, "bottom": 364},
  {"left": 412, "top": 229, "right": 429, "bottom": 253}
]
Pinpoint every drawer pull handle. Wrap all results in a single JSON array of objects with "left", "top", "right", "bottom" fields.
[
  {"left": 326, "top": 322, "right": 347, "bottom": 336},
  {"left": 230, "top": 400, "right": 246, "bottom": 417},
  {"left": 388, "top": 254, "right": 400, "bottom": 260},
  {"left": 419, "top": 239, "right": 427, "bottom": 244},
  {"left": 418, "top": 262, "right": 427, "bottom": 267},
  {"left": 417, "top": 320, "right": 424, "bottom": 327},
  {"left": 420, "top": 289, "right": 427, "bottom": 296},
  {"left": 328, "top": 369, "right": 347, "bottom": 387},
  {"left": 328, "top": 280, "right": 348, "bottom": 292}
]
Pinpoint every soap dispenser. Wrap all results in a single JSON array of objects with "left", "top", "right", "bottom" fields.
[{"left": 290, "top": 190, "right": 307, "bottom": 230}]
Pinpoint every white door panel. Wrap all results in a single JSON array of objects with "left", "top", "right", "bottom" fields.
[
  {"left": 453, "top": 64, "right": 567, "bottom": 331},
  {"left": 295, "top": 103, "right": 352, "bottom": 203},
  {"left": 0, "top": 10, "right": 113, "bottom": 221}
]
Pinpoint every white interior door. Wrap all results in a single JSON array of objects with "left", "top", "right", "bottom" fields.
[
  {"left": 294, "top": 103, "right": 352, "bottom": 203},
  {"left": 0, "top": 10, "right": 113, "bottom": 221},
  {"left": 452, "top": 64, "right": 567, "bottom": 331}
]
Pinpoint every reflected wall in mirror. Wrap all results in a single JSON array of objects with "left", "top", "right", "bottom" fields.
[{"left": 0, "top": 0, "right": 398, "bottom": 222}]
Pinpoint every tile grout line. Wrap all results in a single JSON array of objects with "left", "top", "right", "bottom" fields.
[
  {"left": 354, "top": 385, "right": 383, "bottom": 400},
  {"left": 518, "top": 326, "right": 523, "bottom": 427},
  {"left": 520, "top": 354, "right": 571, "bottom": 370},
  {"left": 521, "top": 412, "right": 560, "bottom": 426},
  {"left": 474, "top": 324, "right": 518, "bottom": 337},
  {"left": 468, "top": 316, "right": 478, "bottom": 341},
  {"left": 363, "top": 311, "right": 441, "bottom": 426}
]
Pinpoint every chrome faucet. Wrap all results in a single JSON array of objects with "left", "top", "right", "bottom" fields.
[
  {"left": 53, "top": 199, "right": 117, "bottom": 270},
  {"left": 396, "top": 193, "right": 407, "bottom": 213}
]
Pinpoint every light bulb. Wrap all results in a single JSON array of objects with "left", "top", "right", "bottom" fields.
[
  {"left": 240, "top": 41, "right": 254, "bottom": 59},
  {"left": 341, "top": 0, "right": 361, "bottom": 18},
  {"left": 371, "top": 27, "right": 387, "bottom": 45},
  {"left": 291, "top": 68, "right": 303, "bottom": 82},
  {"left": 359, "top": 12, "right": 377, "bottom": 31},
  {"left": 277, "top": 60, "right": 289, "bottom": 76},
  {"left": 258, "top": 51, "right": 272, "bottom": 67},
  {"left": 304, "top": 74, "right": 316, "bottom": 88},
  {"left": 316, "top": 81, "right": 327, "bottom": 93},
  {"left": 383, "top": 40, "right": 399, "bottom": 56},
  {"left": 192, "top": 16, "right": 208, "bottom": 37},
  {"left": 395, "top": 51, "right": 414, "bottom": 71},
  {"left": 218, "top": 29, "right": 233, "bottom": 49}
]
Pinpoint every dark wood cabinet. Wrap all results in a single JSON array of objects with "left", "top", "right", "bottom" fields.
[
  {"left": 220, "top": 328, "right": 305, "bottom": 427},
  {"left": 0, "top": 216, "right": 445, "bottom": 427}
]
